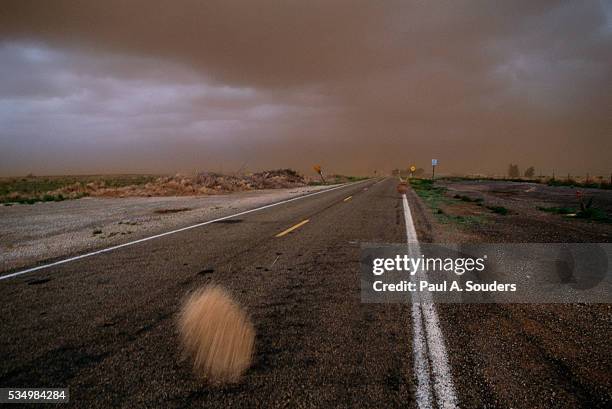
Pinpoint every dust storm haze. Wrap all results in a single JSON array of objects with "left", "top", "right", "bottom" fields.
[{"left": 0, "top": 1, "right": 610, "bottom": 177}]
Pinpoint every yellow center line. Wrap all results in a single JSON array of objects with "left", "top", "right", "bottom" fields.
[
  {"left": 343, "top": 196, "right": 352, "bottom": 202},
  {"left": 275, "top": 219, "right": 310, "bottom": 237}
]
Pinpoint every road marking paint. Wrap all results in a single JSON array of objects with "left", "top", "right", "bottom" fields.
[
  {"left": 402, "top": 192, "right": 458, "bottom": 409},
  {"left": 411, "top": 301, "right": 434, "bottom": 409},
  {"left": 0, "top": 179, "right": 372, "bottom": 281},
  {"left": 420, "top": 300, "right": 457, "bottom": 409},
  {"left": 343, "top": 196, "right": 352, "bottom": 202},
  {"left": 275, "top": 219, "right": 309, "bottom": 237},
  {"left": 402, "top": 194, "right": 419, "bottom": 243}
]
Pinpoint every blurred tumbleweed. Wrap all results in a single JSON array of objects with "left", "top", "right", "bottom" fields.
[{"left": 178, "top": 286, "right": 255, "bottom": 383}]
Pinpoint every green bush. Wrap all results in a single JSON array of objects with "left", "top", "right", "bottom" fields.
[
  {"left": 486, "top": 206, "right": 509, "bottom": 215},
  {"left": 537, "top": 206, "right": 574, "bottom": 215}
]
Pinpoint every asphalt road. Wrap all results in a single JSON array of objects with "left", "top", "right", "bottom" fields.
[{"left": 0, "top": 178, "right": 610, "bottom": 408}]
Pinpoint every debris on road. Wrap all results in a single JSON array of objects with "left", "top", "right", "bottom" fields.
[{"left": 178, "top": 286, "right": 255, "bottom": 384}]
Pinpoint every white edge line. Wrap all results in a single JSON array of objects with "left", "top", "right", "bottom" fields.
[
  {"left": 0, "top": 179, "right": 371, "bottom": 281},
  {"left": 402, "top": 192, "right": 458, "bottom": 409},
  {"left": 420, "top": 301, "right": 458, "bottom": 409},
  {"left": 403, "top": 193, "right": 434, "bottom": 409},
  {"left": 412, "top": 301, "right": 433, "bottom": 409}
]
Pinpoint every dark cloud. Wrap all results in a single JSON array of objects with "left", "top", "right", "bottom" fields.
[{"left": 0, "top": 1, "right": 610, "bottom": 176}]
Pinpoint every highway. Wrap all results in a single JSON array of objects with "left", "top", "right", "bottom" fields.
[{"left": 0, "top": 178, "right": 610, "bottom": 408}]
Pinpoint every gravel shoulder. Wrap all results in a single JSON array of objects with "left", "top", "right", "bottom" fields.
[{"left": 0, "top": 185, "right": 333, "bottom": 273}]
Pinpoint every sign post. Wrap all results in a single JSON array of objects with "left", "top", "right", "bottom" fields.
[
  {"left": 431, "top": 159, "right": 438, "bottom": 181},
  {"left": 313, "top": 165, "right": 325, "bottom": 184}
]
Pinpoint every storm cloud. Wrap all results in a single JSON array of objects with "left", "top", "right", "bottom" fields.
[{"left": 0, "top": 1, "right": 610, "bottom": 176}]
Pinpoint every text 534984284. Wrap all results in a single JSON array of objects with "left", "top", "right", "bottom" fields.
[{"left": 1, "top": 388, "right": 69, "bottom": 403}]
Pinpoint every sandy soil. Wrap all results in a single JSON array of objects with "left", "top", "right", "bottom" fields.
[{"left": 0, "top": 185, "right": 332, "bottom": 273}]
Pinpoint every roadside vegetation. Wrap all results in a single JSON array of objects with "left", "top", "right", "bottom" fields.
[
  {"left": 412, "top": 176, "right": 610, "bottom": 225},
  {"left": 440, "top": 175, "right": 612, "bottom": 190},
  {"left": 1, "top": 175, "right": 156, "bottom": 205},
  {"left": 545, "top": 178, "right": 611, "bottom": 189},
  {"left": 409, "top": 179, "right": 487, "bottom": 226},
  {"left": 486, "top": 205, "right": 509, "bottom": 215},
  {"left": 1, "top": 170, "right": 368, "bottom": 205},
  {"left": 535, "top": 189, "right": 611, "bottom": 223},
  {"left": 537, "top": 202, "right": 611, "bottom": 223},
  {"left": 410, "top": 178, "right": 515, "bottom": 226},
  {"left": 453, "top": 194, "right": 483, "bottom": 203},
  {"left": 307, "top": 174, "right": 369, "bottom": 186}
]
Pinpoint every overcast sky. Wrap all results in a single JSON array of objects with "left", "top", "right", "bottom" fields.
[{"left": 1, "top": 1, "right": 611, "bottom": 176}]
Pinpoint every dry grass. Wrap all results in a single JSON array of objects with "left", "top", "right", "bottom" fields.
[
  {"left": 1, "top": 169, "right": 308, "bottom": 204},
  {"left": 178, "top": 286, "right": 255, "bottom": 384}
]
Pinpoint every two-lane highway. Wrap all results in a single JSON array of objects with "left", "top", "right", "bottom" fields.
[
  {"left": 1, "top": 177, "right": 610, "bottom": 408},
  {"left": 0, "top": 178, "right": 416, "bottom": 408}
]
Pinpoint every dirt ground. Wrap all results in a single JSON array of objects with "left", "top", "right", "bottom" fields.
[
  {"left": 420, "top": 179, "right": 612, "bottom": 243},
  {"left": 406, "top": 179, "right": 612, "bottom": 408}
]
